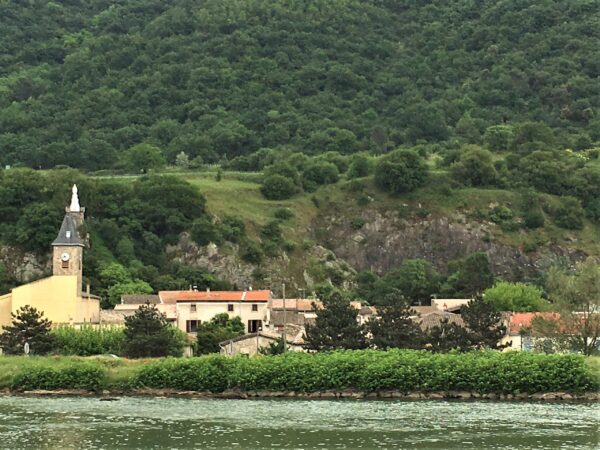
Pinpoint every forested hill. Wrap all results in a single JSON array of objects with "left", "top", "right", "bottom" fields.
[{"left": 1, "top": 0, "right": 598, "bottom": 170}]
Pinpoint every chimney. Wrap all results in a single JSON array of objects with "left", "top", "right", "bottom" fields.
[{"left": 206, "top": 287, "right": 210, "bottom": 293}]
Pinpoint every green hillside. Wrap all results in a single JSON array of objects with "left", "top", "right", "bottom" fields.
[
  {"left": 0, "top": 1, "right": 599, "bottom": 306},
  {"left": 1, "top": 0, "right": 598, "bottom": 169}
]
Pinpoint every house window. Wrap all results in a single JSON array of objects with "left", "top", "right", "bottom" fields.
[
  {"left": 252, "top": 304, "right": 258, "bottom": 312},
  {"left": 228, "top": 304, "right": 234, "bottom": 312},
  {"left": 186, "top": 320, "right": 200, "bottom": 333},
  {"left": 62, "top": 261, "right": 69, "bottom": 269},
  {"left": 190, "top": 304, "right": 197, "bottom": 312}
]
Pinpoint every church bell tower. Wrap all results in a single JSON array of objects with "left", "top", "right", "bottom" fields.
[{"left": 52, "top": 185, "right": 85, "bottom": 290}]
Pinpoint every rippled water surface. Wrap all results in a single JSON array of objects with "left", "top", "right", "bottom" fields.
[{"left": 0, "top": 396, "right": 597, "bottom": 449}]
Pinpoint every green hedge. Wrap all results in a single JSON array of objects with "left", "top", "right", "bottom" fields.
[
  {"left": 134, "top": 350, "right": 599, "bottom": 394},
  {"left": 6, "top": 351, "right": 597, "bottom": 394},
  {"left": 12, "top": 363, "right": 105, "bottom": 391}
]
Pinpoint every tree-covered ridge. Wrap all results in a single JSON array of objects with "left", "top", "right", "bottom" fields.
[{"left": 1, "top": 0, "right": 598, "bottom": 169}]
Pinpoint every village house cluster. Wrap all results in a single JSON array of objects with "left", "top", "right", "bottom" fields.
[{"left": 0, "top": 186, "right": 549, "bottom": 356}]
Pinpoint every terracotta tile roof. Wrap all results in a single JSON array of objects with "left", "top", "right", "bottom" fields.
[
  {"left": 418, "top": 311, "right": 465, "bottom": 330},
  {"left": 509, "top": 312, "right": 559, "bottom": 335},
  {"left": 121, "top": 294, "right": 160, "bottom": 305},
  {"left": 159, "top": 290, "right": 271, "bottom": 303},
  {"left": 411, "top": 306, "right": 440, "bottom": 316},
  {"left": 270, "top": 299, "right": 322, "bottom": 311}
]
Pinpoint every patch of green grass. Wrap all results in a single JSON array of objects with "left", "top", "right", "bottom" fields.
[
  {"left": 0, "top": 355, "right": 149, "bottom": 390},
  {"left": 183, "top": 175, "right": 316, "bottom": 240}
]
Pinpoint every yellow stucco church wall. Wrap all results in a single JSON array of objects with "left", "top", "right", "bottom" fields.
[
  {"left": 9, "top": 275, "right": 99, "bottom": 325},
  {"left": 0, "top": 294, "right": 12, "bottom": 329}
]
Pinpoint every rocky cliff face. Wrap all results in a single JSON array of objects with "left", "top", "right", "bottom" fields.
[
  {"left": 168, "top": 208, "right": 591, "bottom": 292},
  {"left": 0, "top": 246, "right": 49, "bottom": 284},
  {"left": 314, "top": 210, "right": 588, "bottom": 280},
  {"left": 166, "top": 233, "right": 356, "bottom": 294}
]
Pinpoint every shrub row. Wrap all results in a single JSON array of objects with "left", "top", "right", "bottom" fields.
[
  {"left": 51, "top": 326, "right": 125, "bottom": 356},
  {"left": 134, "top": 350, "right": 599, "bottom": 394},
  {"left": 12, "top": 362, "right": 105, "bottom": 391}
]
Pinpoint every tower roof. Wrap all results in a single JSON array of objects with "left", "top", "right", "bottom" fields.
[{"left": 52, "top": 214, "right": 84, "bottom": 247}]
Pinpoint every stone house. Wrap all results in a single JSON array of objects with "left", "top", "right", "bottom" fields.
[
  {"left": 269, "top": 298, "right": 322, "bottom": 330},
  {"left": 219, "top": 330, "right": 305, "bottom": 357}
]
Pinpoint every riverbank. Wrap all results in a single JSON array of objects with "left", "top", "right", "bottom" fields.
[
  {"left": 2, "top": 388, "right": 599, "bottom": 402},
  {"left": 1, "top": 350, "right": 598, "bottom": 400}
]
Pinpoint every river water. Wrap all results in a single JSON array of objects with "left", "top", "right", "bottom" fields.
[{"left": 0, "top": 396, "right": 597, "bottom": 449}]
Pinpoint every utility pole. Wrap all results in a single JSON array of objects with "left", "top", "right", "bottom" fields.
[{"left": 282, "top": 282, "right": 287, "bottom": 352}]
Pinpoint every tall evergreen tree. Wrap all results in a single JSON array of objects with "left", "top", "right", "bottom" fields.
[
  {"left": 123, "top": 304, "right": 184, "bottom": 358},
  {"left": 461, "top": 296, "right": 508, "bottom": 350},
  {"left": 447, "top": 252, "right": 495, "bottom": 296},
  {"left": 0, "top": 305, "right": 54, "bottom": 355},
  {"left": 368, "top": 291, "right": 424, "bottom": 349},
  {"left": 305, "top": 291, "right": 367, "bottom": 351},
  {"left": 425, "top": 318, "right": 471, "bottom": 353}
]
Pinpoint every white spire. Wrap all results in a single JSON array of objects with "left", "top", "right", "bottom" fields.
[{"left": 69, "top": 184, "right": 81, "bottom": 212}]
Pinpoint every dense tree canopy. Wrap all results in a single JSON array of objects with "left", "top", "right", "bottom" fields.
[{"left": 0, "top": 0, "right": 597, "bottom": 170}]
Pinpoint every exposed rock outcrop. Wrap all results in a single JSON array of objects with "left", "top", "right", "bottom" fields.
[
  {"left": 0, "top": 246, "right": 49, "bottom": 283},
  {"left": 166, "top": 233, "right": 356, "bottom": 293},
  {"left": 316, "top": 210, "right": 587, "bottom": 280}
]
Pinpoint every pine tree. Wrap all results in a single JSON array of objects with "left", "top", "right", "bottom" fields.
[
  {"left": 0, "top": 305, "right": 54, "bottom": 355},
  {"left": 123, "top": 304, "right": 184, "bottom": 357},
  {"left": 461, "top": 296, "right": 508, "bottom": 350},
  {"left": 368, "top": 290, "right": 424, "bottom": 349},
  {"left": 425, "top": 318, "right": 471, "bottom": 352},
  {"left": 305, "top": 291, "right": 367, "bottom": 351}
]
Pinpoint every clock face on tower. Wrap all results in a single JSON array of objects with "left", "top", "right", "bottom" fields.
[{"left": 61, "top": 252, "right": 70, "bottom": 262}]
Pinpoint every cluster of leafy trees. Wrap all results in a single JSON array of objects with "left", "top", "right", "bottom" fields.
[
  {"left": 195, "top": 313, "right": 245, "bottom": 355},
  {"left": 439, "top": 141, "right": 600, "bottom": 225},
  {"left": 355, "top": 253, "right": 496, "bottom": 305},
  {"left": 1, "top": 0, "right": 597, "bottom": 171},
  {"left": 305, "top": 289, "right": 508, "bottom": 353},
  {"left": 0, "top": 169, "right": 232, "bottom": 306},
  {"left": 256, "top": 150, "right": 371, "bottom": 199},
  {"left": 532, "top": 258, "right": 600, "bottom": 356}
]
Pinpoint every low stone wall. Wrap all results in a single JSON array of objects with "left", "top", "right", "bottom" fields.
[{"left": 4, "top": 388, "right": 598, "bottom": 402}]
